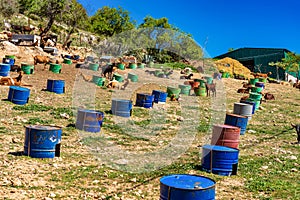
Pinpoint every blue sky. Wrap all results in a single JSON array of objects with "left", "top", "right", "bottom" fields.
[{"left": 78, "top": 0, "right": 300, "bottom": 58}]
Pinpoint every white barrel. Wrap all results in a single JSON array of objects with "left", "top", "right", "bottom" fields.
[{"left": 233, "top": 102, "right": 253, "bottom": 120}]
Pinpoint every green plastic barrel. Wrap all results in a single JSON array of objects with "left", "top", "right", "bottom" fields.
[
  {"left": 113, "top": 73, "right": 124, "bottom": 82},
  {"left": 129, "top": 63, "right": 137, "bottom": 69},
  {"left": 249, "top": 92, "right": 262, "bottom": 101},
  {"left": 89, "top": 63, "right": 99, "bottom": 71},
  {"left": 137, "top": 63, "right": 145, "bottom": 68},
  {"left": 63, "top": 58, "right": 72, "bottom": 65},
  {"left": 49, "top": 63, "right": 61, "bottom": 74},
  {"left": 5, "top": 55, "right": 15, "bottom": 59},
  {"left": 92, "top": 75, "right": 106, "bottom": 86},
  {"left": 204, "top": 76, "right": 213, "bottom": 84},
  {"left": 194, "top": 87, "right": 206, "bottom": 96},
  {"left": 167, "top": 86, "right": 181, "bottom": 98},
  {"left": 128, "top": 73, "right": 138, "bottom": 82},
  {"left": 194, "top": 79, "right": 206, "bottom": 87},
  {"left": 21, "top": 63, "right": 34, "bottom": 74},
  {"left": 259, "top": 77, "right": 267, "bottom": 83},
  {"left": 248, "top": 98, "right": 260, "bottom": 110},
  {"left": 117, "top": 63, "right": 125, "bottom": 70},
  {"left": 249, "top": 78, "right": 259, "bottom": 86},
  {"left": 222, "top": 72, "right": 230, "bottom": 78},
  {"left": 179, "top": 84, "right": 191, "bottom": 95},
  {"left": 251, "top": 87, "right": 263, "bottom": 93}
]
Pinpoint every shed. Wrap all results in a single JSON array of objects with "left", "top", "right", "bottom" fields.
[{"left": 214, "top": 47, "right": 291, "bottom": 80}]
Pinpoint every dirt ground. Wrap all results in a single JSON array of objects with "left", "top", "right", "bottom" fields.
[{"left": 0, "top": 42, "right": 299, "bottom": 199}]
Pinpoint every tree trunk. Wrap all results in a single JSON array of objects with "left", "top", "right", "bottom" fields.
[
  {"left": 62, "top": 26, "right": 75, "bottom": 48},
  {"left": 40, "top": 16, "right": 55, "bottom": 37}
]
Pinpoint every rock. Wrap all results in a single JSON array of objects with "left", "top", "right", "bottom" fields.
[
  {"left": 49, "top": 193, "right": 56, "bottom": 198},
  {"left": 248, "top": 130, "right": 256, "bottom": 133},
  {"left": 260, "top": 166, "right": 268, "bottom": 170},
  {"left": 177, "top": 116, "right": 184, "bottom": 121},
  {"left": 44, "top": 197, "right": 52, "bottom": 200},
  {"left": 12, "top": 138, "right": 20, "bottom": 143},
  {"left": 291, "top": 168, "right": 298, "bottom": 172},
  {"left": 11, "top": 178, "right": 22, "bottom": 187},
  {"left": 130, "top": 178, "right": 137, "bottom": 183},
  {"left": 92, "top": 180, "right": 100, "bottom": 184},
  {"left": 287, "top": 155, "right": 297, "bottom": 160}
]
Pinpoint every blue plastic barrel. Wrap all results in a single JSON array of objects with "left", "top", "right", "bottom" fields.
[
  {"left": 255, "top": 82, "right": 265, "bottom": 89},
  {"left": 152, "top": 90, "right": 168, "bottom": 104},
  {"left": 47, "top": 79, "right": 65, "bottom": 94},
  {"left": 111, "top": 99, "right": 132, "bottom": 118},
  {"left": 240, "top": 100, "right": 256, "bottom": 114},
  {"left": 3, "top": 58, "right": 15, "bottom": 66},
  {"left": 75, "top": 109, "right": 104, "bottom": 133},
  {"left": 24, "top": 125, "right": 62, "bottom": 158},
  {"left": 64, "top": 55, "right": 72, "bottom": 59},
  {"left": 8, "top": 86, "right": 30, "bottom": 105},
  {"left": 224, "top": 113, "right": 249, "bottom": 135},
  {"left": 135, "top": 93, "right": 154, "bottom": 108},
  {"left": 201, "top": 145, "right": 239, "bottom": 176},
  {"left": 0, "top": 63, "right": 11, "bottom": 76},
  {"left": 160, "top": 174, "right": 216, "bottom": 200}
]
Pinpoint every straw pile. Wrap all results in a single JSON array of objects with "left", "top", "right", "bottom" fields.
[{"left": 214, "top": 57, "right": 251, "bottom": 79}]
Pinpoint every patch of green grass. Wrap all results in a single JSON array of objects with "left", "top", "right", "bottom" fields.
[
  {"left": 13, "top": 104, "right": 52, "bottom": 112},
  {"left": 240, "top": 155, "right": 300, "bottom": 200},
  {"left": 27, "top": 117, "right": 54, "bottom": 125}
]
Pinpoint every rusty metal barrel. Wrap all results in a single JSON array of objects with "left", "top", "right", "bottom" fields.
[{"left": 211, "top": 124, "right": 241, "bottom": 149}]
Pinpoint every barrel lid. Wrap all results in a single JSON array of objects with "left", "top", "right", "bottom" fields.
[
  {"left": 112, "top": 98, "right": 132, "bottom": 103},
  {"left": 213, "top": 124, "right": 241, "bottom": 129},
  {"left": 0, "top": 63, "right": 11, "bottom": 66},
  {"left": 78, "top": 108, "right": 103, "bottom": 114},
  {"left": 160, "top": 174, "right": 215, "bottom": 190},
  {"left": 9, "top": 86, "right": 30, "bottom": 91},
  {"left": 202, "top": 144, "right": 239, "bottom": 152},
  {"left": 25, "top": 125, "right": 61, "bottom": 131},
  {"left": 226, "top": 113, "right": 248, "bottom": 118},
  {"left": 234, "top": 102, "right": 252, "bottom": 106}
]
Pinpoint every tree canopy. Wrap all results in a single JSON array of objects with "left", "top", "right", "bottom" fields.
[{"left": 90, "top": 6, "right": 135, "bottom": 38}]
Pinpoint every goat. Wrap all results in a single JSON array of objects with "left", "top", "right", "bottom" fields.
[
  {"left": 240, "top": 95, "right": 249, "bottom": 101},
  {"left": 184, "top": 80, "right": 200, "bottom": 89},
  {"left": 120, "top": 79, "right": 130, "bottom": 90},
  {"left": 251, "top": 72, "right": 272, "bottom": 79},
  {"left": 291, "top": 124, "right": 300, "bottom": 144},
  {"left": 106, "top": 78, "right": 120, "bottom": 89},
  {"left": 0, "top": 71, "right": 32, "bottom": 86},
  {"left": 170, "top": 94, "right": 182, "bottom": 101},
  {"left": 180, "top": 73, "right": 193, "bottom": 80},
  {"left": 10, "top": 65, "right": 21, "bottom": 72},
  {"left": 22, "top": 26, "right": 35, "bottom": 34},
  {"left": 205, "top": 82, "right": 216, "bottom": 97},
  {"left": 33, "top": 55, "right": 50, "bottom": 70},
  {"left": 237, "top": 87, "right": 250, "bottom": 94},
  {"left": 264, "top": 93, "right": 275, "bottom": 100},
  {"left": 102, "top": 64, "right": 117, "bottom": 80}
]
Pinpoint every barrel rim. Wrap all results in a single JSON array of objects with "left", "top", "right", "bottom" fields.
[
  {"left": 213, "top": 124, "right": 241, "bottom": 129},
  {"left": 202, "top": 144, "right": 239, "bottom": 152},
  {"left": 24, "top": 124, "right": 62, "bottom": 130},
  {"left": 77, "top": 108, "right": 104, "bottom": 114},
  {"left": 159, "top": 174, "right": 216, "bottom": 191},
  {"left": 9, "top": 85, "right": 31, "bottom": 91},
  {"left": 225, "top": 113, "right": 248, "bottom": 118}
]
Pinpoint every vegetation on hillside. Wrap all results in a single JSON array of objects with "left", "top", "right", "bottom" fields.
[{"left": 0, "top": 0, "right": 203, "bottom": 64}]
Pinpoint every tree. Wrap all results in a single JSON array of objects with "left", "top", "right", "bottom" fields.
[
  {"left": 0, "top": 0, "right": 19, "bottom": 18},
  {"left": 60, "top": 0, "right": 89, "bottom": 48},
  {"left": 90, "top": 6, "right": 135, "bottom": 37},
  {"left": 137, "top": 16, "right": 202, "bottom": 63},
  {"left": 37, "top": 0, "right": 69, "bottom": 37}
]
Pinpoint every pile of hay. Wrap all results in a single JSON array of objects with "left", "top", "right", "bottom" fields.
[{"left": 214, "top": 57, "right": 251, "bottom": 79}]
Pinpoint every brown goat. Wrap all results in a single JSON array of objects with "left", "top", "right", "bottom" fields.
[
  {"left": 251, "top": 72, "right": 272, "bottom": 79},
  {"left": 33, "top": 55, "right": 50, "bottom": 70},
  {"left": 205, "top": 82, "right": 216, "bottom": 97}
]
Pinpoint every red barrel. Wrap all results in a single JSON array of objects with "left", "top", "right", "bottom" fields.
[{"left": 211, "top": 124, "right": 240, "bottom": 148}]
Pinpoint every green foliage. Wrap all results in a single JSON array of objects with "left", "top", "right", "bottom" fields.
[
  {"left": 90, "top": 6, "right": 135, "bottom": 37},
  {"left": 269, "top": 52, "right": 300, "bottom": 72},
  {"left": 0, "top": 0, "right": 19, "bottom": 17}
]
